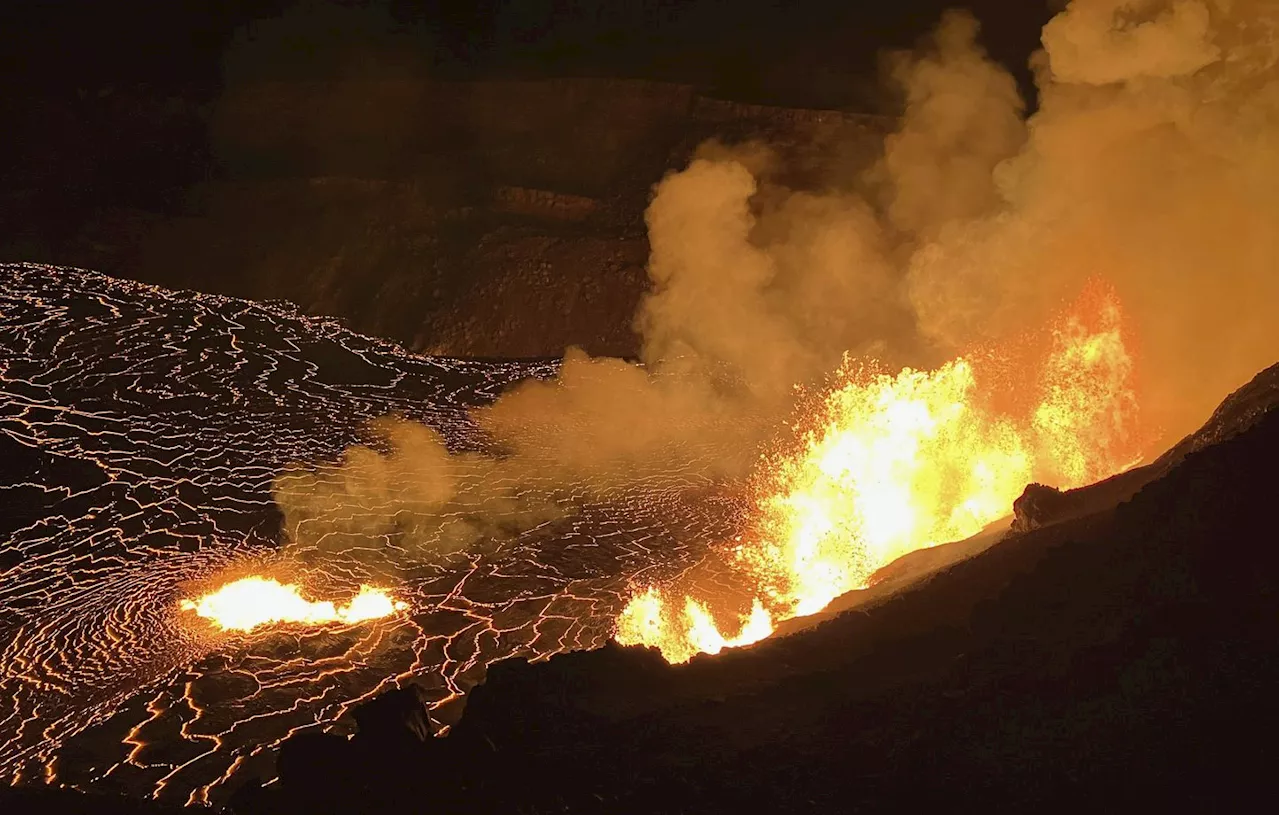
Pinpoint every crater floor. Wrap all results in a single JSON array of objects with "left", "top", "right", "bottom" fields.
[{"left": 0, "top": 263, "right": 740, "bottom": 806}]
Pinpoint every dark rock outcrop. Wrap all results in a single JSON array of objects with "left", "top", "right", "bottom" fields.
[
  {"left": 1011, "top": 363, "right": 1277, "bottom": 534},
  {"left": 1010, "top": 481, "right": 1071, "bottom": 533},
  {"left": 225, "top": 685, "right": 439, "bottom": 815},
  {"left": 351, "top": 684, "right": 436, "bottom": 744}
]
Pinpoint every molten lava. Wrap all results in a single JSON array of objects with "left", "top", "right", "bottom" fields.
[
  {"left": 180, "top": 577, "right": 408, "bottom": 632},
  {"left": 616, "top": 289, "right": 1142, "bottom": 663}
]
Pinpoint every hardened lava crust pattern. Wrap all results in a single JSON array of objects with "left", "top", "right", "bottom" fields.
[{"left": 0, "top": 263, "right": 740, "bottom": 806}]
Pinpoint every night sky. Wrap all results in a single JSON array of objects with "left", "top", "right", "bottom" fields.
[{"left": 4, "top": 1, "right": 1052, "bottom": 104}]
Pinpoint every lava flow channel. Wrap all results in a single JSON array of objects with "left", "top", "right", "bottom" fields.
[{"left": 616, "top": 286, "right": 1147, "bottom": 663}]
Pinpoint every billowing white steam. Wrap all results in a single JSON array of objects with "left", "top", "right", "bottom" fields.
[{"left": 276, "top": 0, "right": 1277, "bottom": 560}]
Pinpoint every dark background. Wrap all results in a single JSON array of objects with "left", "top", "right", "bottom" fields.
[
  {"left": 0, "top": 0, "right": 1054, "bottom": 357},
  {"left": 3, "top": 1, "right": 1049, "bottom": 98}
]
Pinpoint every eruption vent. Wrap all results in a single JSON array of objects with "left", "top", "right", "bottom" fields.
[
  {"left": 616, "top": 289, "right": 1143, "bottom": 662},
  {"left": 180, "top": 577, "right": 407, "bottom": 632}
]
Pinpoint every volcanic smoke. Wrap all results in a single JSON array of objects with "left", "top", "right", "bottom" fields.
[{"left": 268, "top": 0, "right": 1276, "bottom": 661}]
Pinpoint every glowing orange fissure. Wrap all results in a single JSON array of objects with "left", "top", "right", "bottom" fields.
[
  {"left": 616, "top": 288, "right": 1144, "bottom": 663},
  {"left": 179, "top": 576, "right": 407, "bottom": 632}
]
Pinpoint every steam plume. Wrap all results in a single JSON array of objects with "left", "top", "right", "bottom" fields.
[
  {"left": 908, "top": 0, "right": 1277, "bottom": 437},
  {"left": 276, "top": 0, "right": 1277, "bottom": 567}
]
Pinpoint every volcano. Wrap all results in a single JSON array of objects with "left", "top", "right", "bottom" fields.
[
  {"left": 1, "top": 262, "right": 1273, "bottom": 814},
  {"left": 3, "top": 0, "right": 1276, "bottom": 811}
]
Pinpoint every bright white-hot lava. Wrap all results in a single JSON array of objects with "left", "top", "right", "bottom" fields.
[
  {"left": 180, "top": 577, "right": 408, "bottom": 632},
  {"left": 616, "top": 288, "right": 1144, "bottom": 663}
]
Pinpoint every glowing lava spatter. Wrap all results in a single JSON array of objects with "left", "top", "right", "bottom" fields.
[
  {"left": 616, "top": 289, "right": 1143, "bottom": 663},
  {"left": 180, "top": 577, "right": 408, "bottom": 632}
]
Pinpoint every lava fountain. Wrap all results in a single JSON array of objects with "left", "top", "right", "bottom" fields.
[
  {"left": 180, "top": 577, "right": 408, "bottom": 632},
  {"left": 616, "top": 285, "right": 1145, "bottom": 662}
]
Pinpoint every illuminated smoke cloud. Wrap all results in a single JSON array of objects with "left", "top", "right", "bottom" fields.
[
  {"left": 275, "top": 0, "right": 1276, "bottom": 587},
  {"left": 906, "top": 0, "right": 1277, "bottom": 435}
]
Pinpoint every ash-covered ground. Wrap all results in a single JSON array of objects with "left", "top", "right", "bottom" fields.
[{"left": 0, "top": 262, "right": 746, "bottom": 806}]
